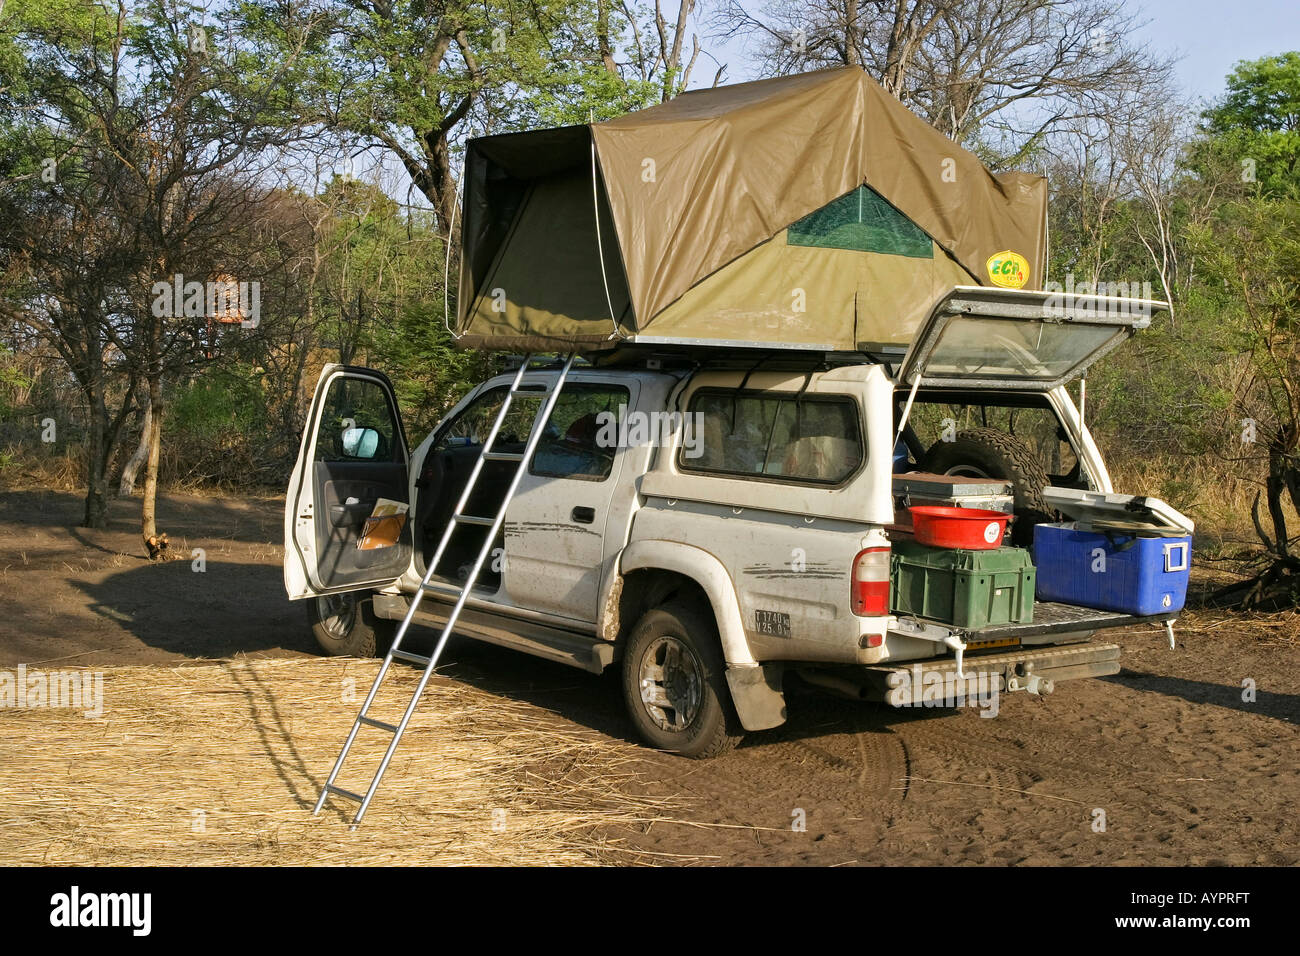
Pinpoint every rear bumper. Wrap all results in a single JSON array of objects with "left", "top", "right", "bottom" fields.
[{"left": 860, "top": 641, "right": 1120, "bottom": 705}]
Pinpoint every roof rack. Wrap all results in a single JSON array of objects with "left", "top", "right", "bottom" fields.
[
  {"left": 587, "top": 341, "right": 908, "bottom": 372},
  {"left": 501, "top": 354, "right": 594, "bottom": 371}
]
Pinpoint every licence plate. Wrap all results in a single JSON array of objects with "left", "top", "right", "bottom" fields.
[{"left": 965, "top": 636, "right": 1020, "bottom": 650}]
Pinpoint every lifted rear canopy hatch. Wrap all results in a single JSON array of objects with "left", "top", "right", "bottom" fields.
[{"left": 897, "top": 286, "right": 1169, "bottom": 392}]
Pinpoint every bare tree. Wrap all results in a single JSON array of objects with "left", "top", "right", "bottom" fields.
[
  {"left": 714, "top": 0, "right": 1174, "bottom": 157},
  {"left": 601, "top": 0, "right": 723, "bottom": 99},
  {"left": 1109, "top": 89, "right": 1197, "bottom": 319}
]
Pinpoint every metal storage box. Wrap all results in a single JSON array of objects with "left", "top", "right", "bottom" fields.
[
  {"left": 890, "top": 539, "right": 1036, "bottom": 629},
  {"left": 892, "top": 471, "right": 1015, "bottom": 514}
]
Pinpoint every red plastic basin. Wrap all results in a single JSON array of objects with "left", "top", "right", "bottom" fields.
[{"left": 908, "top": 505, "right": 1012, "bottom": 550}]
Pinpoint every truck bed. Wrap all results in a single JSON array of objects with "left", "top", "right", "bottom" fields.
[{"left": 960, "top": 600, "right": 1176, "bottom": 642}]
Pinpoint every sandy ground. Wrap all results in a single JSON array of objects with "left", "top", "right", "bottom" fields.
[{"left": 0, "top": 488, "right": 1296, "bottom": 865}]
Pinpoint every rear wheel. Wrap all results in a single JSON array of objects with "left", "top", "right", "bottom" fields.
[
  {"left": 307, "top": 592, "right": 395, "bottom": 658},
  {"left": 621, "top": 599, "right": 744, "bottom": 758}
]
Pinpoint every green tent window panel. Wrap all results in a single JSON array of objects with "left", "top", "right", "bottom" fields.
[{"left": 787, "top": 186, "right": 933, "bottom": 258}]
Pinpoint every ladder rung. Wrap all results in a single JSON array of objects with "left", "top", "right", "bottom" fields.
[
  {"left": 454, "top": 514, "right": 494, "bottom": 527},
  {"left": 482, "top": 450, "right": 524, "bottom": 462},
  {"left": 391, "top": 648, "right": 432, "bottom": 666},
  {"left": 511, "top": 386, "right": 552, "bottom": 397},
  {"left": 325, "top": 784, "right": 365, "bottom": 803},
  {"left": 358, "top": 716, "right": 398, "bottom": 733}
]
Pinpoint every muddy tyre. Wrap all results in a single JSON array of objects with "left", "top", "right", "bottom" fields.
[
  {"left": 920, "top": 427, "right": 1055, "bottom": 546},
  {"left": 621, "top": 600, "right": 744, "bottom": 758},
  {"left": 307, "top": 592, "right": 395, "bottom": 658}
]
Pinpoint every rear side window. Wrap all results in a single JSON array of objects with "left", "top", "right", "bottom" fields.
[{"left": 682, "top": 389, "right": 863, "bottom": 484}]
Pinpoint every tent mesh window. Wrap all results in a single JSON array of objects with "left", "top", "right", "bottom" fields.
[{"left": 786, "top": 185, "right": 933, "bottom": 258}]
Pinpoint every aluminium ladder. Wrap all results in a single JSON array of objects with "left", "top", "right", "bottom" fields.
[{"left": 313, "top": 352, "right": 577, "bottom": 828}]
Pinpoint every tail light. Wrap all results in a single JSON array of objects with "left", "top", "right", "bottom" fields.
[{"left": 852, "top": 547, "right": 891, "bottom": 617}]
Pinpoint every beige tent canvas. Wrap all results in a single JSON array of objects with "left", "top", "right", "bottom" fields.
[{"left": 456, "top": 66, "right": 1048, "bottom": 353}]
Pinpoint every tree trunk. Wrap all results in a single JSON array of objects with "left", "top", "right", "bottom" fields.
[
  {"left": 1265, "top": 425, "right": 1298, "bottom": 557},
  {"left": 118, "top": 390, "right": 152, "bottom": 496},
  {"left": 83, "top": 389, "right": 110, "bottom": 529},
  {"left": 597, "top": 0, "right": 620, "bottom": 75},
  {"left": 79, "top": 316, "right": 110, "bottom": 529},
  {"left": 140, "top": 371, "right": 163, "bottom": 550},
  {"left": 430, "top": 132, "right": 457, "bottom": 238},
  {"left": 140, "top": 291, "right": 166, "bottom": 558}
]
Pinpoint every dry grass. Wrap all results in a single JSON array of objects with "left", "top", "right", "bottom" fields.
[
  {"left": 0, "top": 444, "right": 83, "bottom": 493},
  {"left": 1106, "top": 455, "right": 1264, "bottom": 544},
  {"left": 1176, "top": 607, "right": 1300, "bottom": 647},
  {"left": 0, "top": 657, "right": 672, "bottom": 866}
]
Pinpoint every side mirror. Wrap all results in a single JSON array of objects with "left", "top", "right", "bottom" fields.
[{"left": 341, "top": 426, "right": 381, "bottom": 460}]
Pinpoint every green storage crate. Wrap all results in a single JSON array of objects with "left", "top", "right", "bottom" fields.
[{"left": 890, "top": 539, "right": 1035, "bottom": 629}]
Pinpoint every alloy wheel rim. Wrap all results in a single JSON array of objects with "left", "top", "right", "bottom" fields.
[
  {"left": 638, "top": 635, "right": 704, "bottom": 732},
  {"left": 317, "top": 593, "right": 357, "bottom": 639}
]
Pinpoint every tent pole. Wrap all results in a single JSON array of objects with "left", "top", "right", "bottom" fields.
[
  {"left": 1042, "top": 162, "right": 1050, "bottom": 288},
  {"left": 443, "top": 174, "right": 462, "bottom": 340},
  {"left": 591, "top": 132, "right": 620, "bottom": 340}
]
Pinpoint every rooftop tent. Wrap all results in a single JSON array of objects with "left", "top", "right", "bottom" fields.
[{"left": 455, "top": 66, "right": 1048, "bottom": 353}]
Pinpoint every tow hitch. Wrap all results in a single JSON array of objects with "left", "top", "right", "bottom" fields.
[{"left": 1006, "top": 665, "right": 1054, "bottom": 696}]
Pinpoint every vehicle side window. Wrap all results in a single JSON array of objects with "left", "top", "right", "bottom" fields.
[
  {"left": 435, "top": 386, "right": 537, "bottom": 452},
  {"left": 434, "top": 382, "right": 629, "bottom": 481},
  {"left": 531, "top": 385, "right": 629, "bottom": 481},
  {"left": 314, "top": 376, "right": 400, "bottom": 463},
  {"left": 682, "top": 389, "right": 863, "bottom": 484}
]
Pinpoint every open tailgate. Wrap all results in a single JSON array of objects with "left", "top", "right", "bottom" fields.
[{"left": 897, "top": 285, "right": 1169, "bottom": 390}]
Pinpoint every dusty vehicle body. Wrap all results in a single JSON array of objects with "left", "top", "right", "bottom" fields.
[{"left": 284, "top": 286, "right": 1183, "bottom": 756}]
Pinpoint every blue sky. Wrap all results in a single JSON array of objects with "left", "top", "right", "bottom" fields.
[{"left": 1131, "top": 0, "right": 1300, "bottom": 103}]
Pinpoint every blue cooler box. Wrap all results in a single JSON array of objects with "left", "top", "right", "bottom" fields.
[{"left": 1032, "top": 522, "right": 1191, "bottom": 615}]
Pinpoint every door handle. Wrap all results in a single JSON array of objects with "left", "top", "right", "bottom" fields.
[{"left": 571, "top": 506, "right": 595, "bottom": 524}]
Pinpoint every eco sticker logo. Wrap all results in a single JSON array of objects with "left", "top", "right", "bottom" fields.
[{"left": 986, "top": 250, "right": 1029, "bottom": 289}]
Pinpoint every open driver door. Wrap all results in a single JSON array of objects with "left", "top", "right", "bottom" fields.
[{"left": 284, "top": 365, "right": 412, "bottom": 600}]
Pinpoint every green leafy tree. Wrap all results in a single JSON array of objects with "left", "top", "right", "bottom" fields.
[
  {"left": 0, "top": 0, "right": 307, "bottom": 542},
  {"left": 243, "top": 0, "right": 664, "bottom": 233},
  {"left": 1201, "top": 52, "right": 1300, "bottom": 200}
]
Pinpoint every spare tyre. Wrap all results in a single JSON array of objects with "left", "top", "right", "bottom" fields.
[{"left": 919, "top": 427, "right": 1055, "bottom": 547}]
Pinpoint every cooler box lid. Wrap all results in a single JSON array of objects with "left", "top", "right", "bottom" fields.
[{"left": 1043, "top": 487, "right": 1194, "bottom": 536}]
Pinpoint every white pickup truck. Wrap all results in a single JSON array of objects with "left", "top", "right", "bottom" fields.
[{"left": 284, "top": 287, "right": 1185, "bottom": 757}]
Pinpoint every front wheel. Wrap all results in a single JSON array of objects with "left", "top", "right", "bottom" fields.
[
  {"left": 306, "top": 592, "right": 395, "bottom": 658},
  {"left": 620, "top": 600, "right": 744, "bottom": 758}
]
